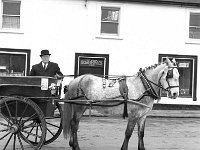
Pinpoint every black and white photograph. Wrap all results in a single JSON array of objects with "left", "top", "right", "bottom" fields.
[{"left": 0, "top": 0, "right": 200, "bottom": 150}]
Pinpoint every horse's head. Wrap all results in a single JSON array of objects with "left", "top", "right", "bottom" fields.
[{"left": 158, "top": 58, "right": 180, "bottom": 99}]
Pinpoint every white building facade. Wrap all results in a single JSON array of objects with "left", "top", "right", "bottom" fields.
[{"left": 0, "top": 0, "right": 199, "bottom": 105}]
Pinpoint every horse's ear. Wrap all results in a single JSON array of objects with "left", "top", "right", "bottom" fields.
[
  {"left": 165, "top": 57, "right": 175, "bottom": 67},
  {"left": 172, "top": 58, "right": 176, "bottom": 63},
  {"left": 172, "top": 58, "right": 178, "bottom": 66},
  {"left": 164, "top": 57, "right": 170, "bottom": 65}
]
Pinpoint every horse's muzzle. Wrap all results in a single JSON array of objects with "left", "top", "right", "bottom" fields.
[{"left": 168, "top": 91, "right": 179, "bottom": 99}]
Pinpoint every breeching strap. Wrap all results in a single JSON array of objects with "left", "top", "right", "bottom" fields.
[{"left": 118, "top": 76, "right": 129, "bottom": 118}]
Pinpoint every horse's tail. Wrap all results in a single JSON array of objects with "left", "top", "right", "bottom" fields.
[{"left": 63, "top": 102, "right": 72, "bottom": 139}]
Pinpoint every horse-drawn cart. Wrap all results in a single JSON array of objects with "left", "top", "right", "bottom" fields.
[
  {"left": 0, "top": 58, "right": 180, "bottom": 150},
  {"left": 0, "top": 76, "right": 63, "bottom": 150}
]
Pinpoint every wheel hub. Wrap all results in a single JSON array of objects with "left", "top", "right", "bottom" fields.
[{"left": 10, "top": 124, "right": 19, "bottom": 133}]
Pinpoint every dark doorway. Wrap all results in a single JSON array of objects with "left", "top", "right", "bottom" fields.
[{"left": 75, "top": 53, "right": 109, "bottom": 77}]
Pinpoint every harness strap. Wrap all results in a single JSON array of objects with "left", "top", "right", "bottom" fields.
[
  {"left": 118, "top": 76, "right": 129, "bottom": 118},
  {"left": 77, "top": 75, "right": 87, "bottom": 98},
  {"left": 139, "top": 69, "right": 160, "bottom": 100}
]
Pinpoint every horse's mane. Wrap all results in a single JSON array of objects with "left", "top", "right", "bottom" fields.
[{"left": 138, "top": 62, "right": 165, "bottom": 74}]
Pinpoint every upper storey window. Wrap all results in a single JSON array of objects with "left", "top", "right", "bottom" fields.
[
  {"left": 189, "top": 12, "right": 200, "bottom": 39},
  {"left": 2, "top": 0, "right": 21, "bottom": 29},
  {"left": 101, "top": 7, "right": 120, "bottom": 35}
]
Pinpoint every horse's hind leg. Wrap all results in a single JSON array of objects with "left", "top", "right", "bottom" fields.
[
  {"left": 69, "top": 113, "right": 81, "bottom": 150},
  {"left": 137, "top": 116, "right": 146, "bottom": 150},
  {"left": 69, "top": 105, "right": 87, "bottom": 150},
  {"left": 121, "top": 118, "right": 137, "bottom": 150}
]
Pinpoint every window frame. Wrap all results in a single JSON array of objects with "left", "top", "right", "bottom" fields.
[
  {"left": 186, "top": 9, "right": 200, "bottom": 44},
  {"left": 0, "top": 48, "right": 30, "bottom": 76},
  {"left": 1, "top": 0, "right": 22, "bottom": 33},
  {"left": 96, "top": 3, "right": 123, "bottom": 40},
  {"left": 101, "top": 6, "right": 120, "bottom": 35}
]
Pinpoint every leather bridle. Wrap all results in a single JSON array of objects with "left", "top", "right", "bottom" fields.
[
  {"left": 164, "top": 67, "right": 180, "bottom": 91},
  {"left": 138, "top": 67, "right": 179, "bottom": 100}
]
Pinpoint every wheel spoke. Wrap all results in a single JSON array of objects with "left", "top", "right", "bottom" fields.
[
  {"left": 0, "top": 121, "right": 11, "bottom": 128},
  {"left": 46, "top": 122, "right": 60, "bottom": 128},
  {"left": 15, "top": 100, "right": 18, "bottom": 123},
  {"left": 4, "top": 101, "right": 13, "bottom": 123},
  {"left": 35, "top": 125, "right": 39, "bottom": 143},
  {"left": 22, "top": 113, "right": 38, "bottom": 124},
  {"left": 0, "top": 132, "right": 11, "bottom": 140},
  {"left": 47, "top": 127, "right": 55, "bottom": 136},
  {"left": 20, "top": 133, "right": 35, "bottom": 149},
  {"left": 13, "top": 134, "right": 16, "bottom": 150},
  {"left": 22, "top": 122, "right": 37, "bottom": 130},
  {"left": 0, "top": 128, "right": 9, "bottom": 132},
  {"left": 19, "top": 103, "right": 29, "bottom": 123},
  {"left": 21, "top": 130, "right": 42, "bottom": 139},
  {"left": 17, "top": 134, "right": 24, "bottom": 150},
  {"left": 0, "top": 113, "right": 13, "bottom": 125},
  {"left": 25, "top": 126, "right": 35, "bottom": 139},
  {"left": 3, "top": 133, "right": 13, "bottom": 150}
]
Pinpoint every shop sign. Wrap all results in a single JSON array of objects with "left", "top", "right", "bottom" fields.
[
  {"left": 80, "top": 58, "right": 103, "bottom": 67},
  {"left": 178, "top": 62, "right": 190, "bottom": 68}
]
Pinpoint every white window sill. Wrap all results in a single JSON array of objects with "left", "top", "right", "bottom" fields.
[
  {"left": 185, "top": 38, "right": 200, "bottom": 44},
  {"left": 0, "top": 29, "right": 24, "bottom": 34},
  {"left": 96, "top": 34, "right": 123, "bottom": 40}
]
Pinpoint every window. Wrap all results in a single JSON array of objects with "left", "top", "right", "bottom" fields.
[
  {"left": 0, "top": 48, "right": 30, "bottom": 76},
  {"left": 101, "top": 7, "right": 120, "bottom": 35},
  {"left": 189, "top": 12, "right": 200, "bottom": 39},
  {"left": 159, "top": 54, "right": 197, "bottom": 101},
  {"left": 2, "top": 0, "right": 21, "bottom": 29}
]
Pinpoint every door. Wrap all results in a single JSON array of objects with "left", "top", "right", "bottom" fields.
[{"left": 75, "top": 53, "right": 109, "bottom": 77}]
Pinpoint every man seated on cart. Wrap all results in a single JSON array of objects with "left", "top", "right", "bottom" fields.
[
  {"left": 29, "top": 49, "right": 63, "bottom": 78},
  {"left": 29, "top": 49, "right": 63, "bottom": 97}
]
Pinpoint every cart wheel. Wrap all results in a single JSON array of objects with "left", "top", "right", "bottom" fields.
[
  {"left": 44, "top": 102, "right": 63, "bottom": 145},
  {"left": 20, "top": 101, "right": 63, "bottom": 146},
  {"left": 0, "top": 97, "right": 47, "bottom": 150}
]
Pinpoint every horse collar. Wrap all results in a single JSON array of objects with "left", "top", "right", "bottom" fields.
[{"left": 138, "top": 69, "right": 160, "bottom": 100}]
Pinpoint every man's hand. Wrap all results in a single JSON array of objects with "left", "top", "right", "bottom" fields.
[{"left": 55, "top": 73, "right": 63, "bottom": 80}]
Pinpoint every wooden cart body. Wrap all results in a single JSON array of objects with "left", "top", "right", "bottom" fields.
[
  {"left": 0, "top": 76, "right": 63, "bottom": 150},
  {"left": 0, "top": 76, "right": 60, "bottom": 117}
]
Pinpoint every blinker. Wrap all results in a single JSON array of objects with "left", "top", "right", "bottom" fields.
[{"left": 166, "top": 69, "right": 173, "bottom": 79}]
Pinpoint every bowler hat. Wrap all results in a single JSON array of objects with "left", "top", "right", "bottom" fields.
[{"left": 40, "top": 50, "right": 51, "bottom": 56}]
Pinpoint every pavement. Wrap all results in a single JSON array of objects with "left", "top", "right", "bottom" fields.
[
  {"left": 84, "top": 109, "right": 200, "bottom": 118},
  {"left": 148, "top": 109, "right": 200, "bottom": 118},
  {"left": 1, "top": 112, "right": 200, "bottom": 150},
  {"left": 60, "top": 103, "right": 200, "bottom": 118},
  {"left": 43, "top": 117, "right": 200, "bottom": 150}
]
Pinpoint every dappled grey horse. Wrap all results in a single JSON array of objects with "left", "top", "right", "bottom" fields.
[{"left": 63, "top": 58, "right": 180, "bottom": 150}]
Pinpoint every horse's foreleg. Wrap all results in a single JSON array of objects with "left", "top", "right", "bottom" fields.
[
  {"left": 137, "top": 116, "right": 146, "bottom": 150},
  {"left": 121, "top": 118, "right": 137, "bottom": 150}
]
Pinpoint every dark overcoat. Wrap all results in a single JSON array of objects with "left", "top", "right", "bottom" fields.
[{"left": 29, "top": 61, "right": 63, "bottom": 77}]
